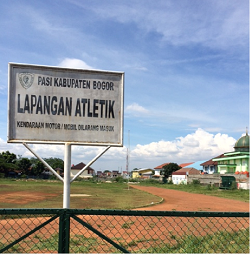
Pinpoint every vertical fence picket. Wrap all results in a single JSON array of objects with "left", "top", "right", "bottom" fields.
[{"left": 58, "top": 209, "right": 70, "bottom": 253}]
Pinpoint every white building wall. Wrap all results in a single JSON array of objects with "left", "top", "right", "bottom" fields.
[
  {"left": 154, "top": 169, "right": 161, "bottom": 176},
  {"left": 172, "top": 175, "right": 187, "bottom": 184},
  {"left": 71, "top": 169, "right": 93, "bottom": 178}
]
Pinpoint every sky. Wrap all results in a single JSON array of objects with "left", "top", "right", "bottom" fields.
[{"left": 0, "top": 0, "right": 249, "bottom": 173}]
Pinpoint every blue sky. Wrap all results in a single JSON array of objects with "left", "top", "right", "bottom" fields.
[{"left": 0, "top": 0, "right": 248, "bottom": 172}]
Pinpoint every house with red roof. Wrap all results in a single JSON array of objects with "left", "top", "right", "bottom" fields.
[
  {"left": 172, "top": 167, "right": 200, "bottom": 184},
  {"left": 71, "top": 162, "right": 95, "bottom": 179},
  {"left": 200, "top": 155, "right": 224, "bottom": 174}
]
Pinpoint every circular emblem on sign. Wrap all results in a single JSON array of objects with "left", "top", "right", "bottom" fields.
[{"left": 18, "top": 73, "right": 34, "bottom": 89}]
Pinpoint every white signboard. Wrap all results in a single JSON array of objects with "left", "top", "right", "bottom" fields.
[{"left": 8, "top": 63, "right": 124, "bottom": 146}]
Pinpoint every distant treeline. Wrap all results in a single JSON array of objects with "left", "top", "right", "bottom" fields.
[{"left": 0, "top": 151, "right": 64, "bottom": 178}]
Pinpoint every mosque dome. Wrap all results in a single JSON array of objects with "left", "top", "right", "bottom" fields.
[{"left": 234, "top": 129, "right": 249, "bottom": 152}]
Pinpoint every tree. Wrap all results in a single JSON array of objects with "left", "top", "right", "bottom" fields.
[
  {"left": 0, "top": 159, "right": 18, "bottom": 175},
  {"left": 44, "top": 157, "right": 64, "bottom": 170},
  {"left": 31, "top": 161, "right": 45, "bottom": 176},
  {"left": 17, "top": 158, "right": 31, "bottom": 175},
  {"left": 29, "top": 157, "right": 64, "bottom": 176},
  {"left": 0, "top": 151, "right": 17, "bottom": 164},
  {"left": 29, "top": 158, "right": 46, "bottom": 176},
  {"left": 0, "top": 151, "right": 18, "bottom": 176},
  {"left": 160, "top": 163, "right": 181, "bottom": 179},
  {"left": 0, "top": 151, "right": 64, "bottom": 177}
]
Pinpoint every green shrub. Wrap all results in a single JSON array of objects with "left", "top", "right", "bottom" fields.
[
  {"left": 89, "top": 176, "right": 98, "bottom": 183},
  {"left": 192, "top": 179, "right": 200, "bottom": 185},
  {"left": 229, "top": 181, "right": 237, "bottom": 190},
  {"left": 115, "top": 176, "right": 125, "bottom": 183},
  {"left": 143, "top": 178, "right": 161, "bottom": 185},
  {"left": 49, "top": 175, "right": 56, "bottom": 180},
  {"left": 128, "top": 178, "right": 139, "bottom": 182},
  {"left": 206, "top": 183, "right": 216, "bottom": 190}
]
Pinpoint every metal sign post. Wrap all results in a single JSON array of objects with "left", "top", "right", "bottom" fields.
[
  {"left": 23, "top": 142, "right": 111, "bottom": 208},
  {"left": 8, "top": 63, "right": 124, "bottom": 209},
  {"left": 63, "top": 143, "right": 71, "bottom": 209}
]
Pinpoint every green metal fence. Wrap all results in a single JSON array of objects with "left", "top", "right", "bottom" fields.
[{"left": 0, "top": 209, "right": 249, "bottom": 253}]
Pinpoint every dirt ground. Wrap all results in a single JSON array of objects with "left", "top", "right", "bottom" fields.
[
  {"left": 0, "top": 185, "right": 248, "bottom": 211},
  {"left": 0, "top": 186, "right": 249, "bottom": 253},
  {"left": 0, "top": 191, "right": 57, "bottom": 205},
  {"left": 131, "top": 185, "right": 249, "bottom": 212}
]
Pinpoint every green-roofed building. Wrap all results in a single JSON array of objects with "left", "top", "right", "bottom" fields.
[{"left": 212, "top": 129, "right": 249, "bottom": 174}]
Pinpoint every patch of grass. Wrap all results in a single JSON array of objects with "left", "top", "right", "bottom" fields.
[
  {"left": 20, "top": 234, "right": 105, "bottom": 253},
  {"left": 30, "top": 234, "right": 58, "bottom": 252},
  {"left": 70, "top": 235, "right": 120, "bottom": 253},
  {"left": 9, "top": 244, "right": 23, "bottom": 253},
  {"left": 121, "top": 221, "right": 135, "bottom": 228},
  {"left": 144, "top": 228, "right": 249, "bottom": 253},
  {"left": 127, "top": 239, "right": 138, "bottom": 247}
]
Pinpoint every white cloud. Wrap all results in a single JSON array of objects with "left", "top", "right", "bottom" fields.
[
  {"left": 0, "top": 139, "right": 32, "bottom": 158},
  {"left": 131, "top": 128, "right": 236, "bottom": 164},
  {"left": 125, "top": 103, "right": 149, "bottom": 115},
  {"left": 0, "top": 128, "right": 238, "bottom": 171},
  {"left": 58, "top": 58, "right": 93, "bottom": 69}
]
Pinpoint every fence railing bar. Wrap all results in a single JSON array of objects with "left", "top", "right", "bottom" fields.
[
  {"left": 0, "top": 209, "right": 249, "bottom": 218},
  {"left": 0, "top": 215, "right": 59, "bottom": 253},
  {"left": 0, "top": 208, "right": 62, "bottom": 215},
  {"left": 67, "top": 209, "right": 249, "bottom": 218},
  {"left": 72, "top": 214, "right": 130, "bottom": 253}
]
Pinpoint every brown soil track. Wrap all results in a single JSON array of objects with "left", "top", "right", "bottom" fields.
[{"left": 131, "top": 185, "right": 249, "bottom": 212}]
